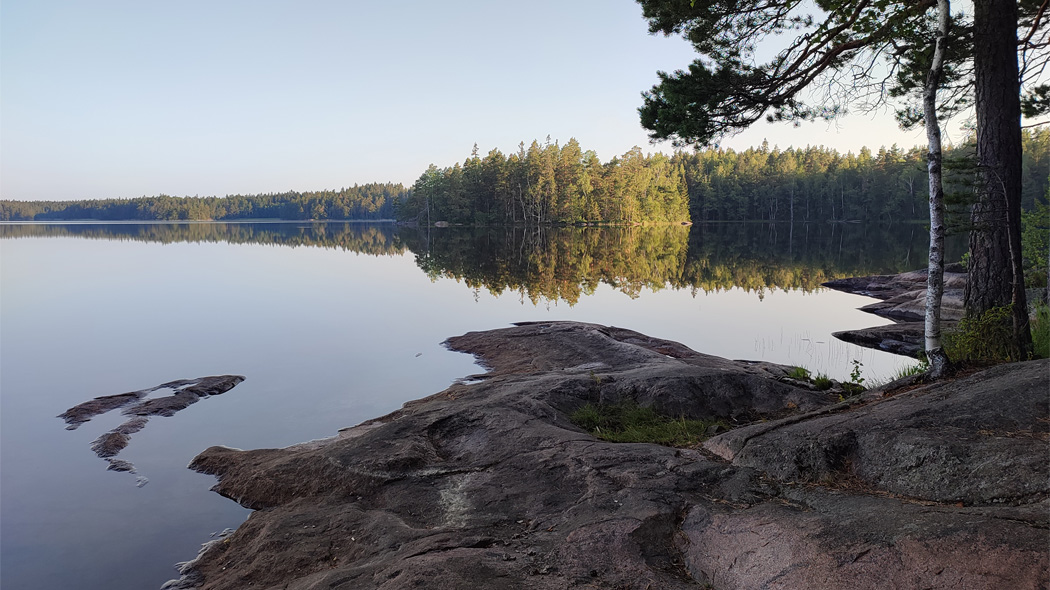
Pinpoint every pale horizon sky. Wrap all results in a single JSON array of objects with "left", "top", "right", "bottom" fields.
[{"left": 2, "top": 1, "right": 962, "bottom": 202}]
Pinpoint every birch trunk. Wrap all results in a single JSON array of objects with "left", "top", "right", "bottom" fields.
[{"left": 924, "top": 0, "right": 952, "bottom": 378}]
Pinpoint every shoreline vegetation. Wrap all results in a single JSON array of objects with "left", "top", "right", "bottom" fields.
[{"left": 3, "top": 131, "right": 1047, "bottom": 224}]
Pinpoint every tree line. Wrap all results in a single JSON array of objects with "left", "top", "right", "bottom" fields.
[
  {"left": 0, "top": 183, "right": 408, "bottom": 222},
  {"left": 679, "top": 131, "right": 1047, "bottom": 223},
  {"left": 1, "top": 132, "right": 1046, "bottom": 226},
  {"left": 396, "top": 131, "right": 1048, "bottom": 225},
  {"left": 395, "top": 138, "right": 690, "bottom": 225}
]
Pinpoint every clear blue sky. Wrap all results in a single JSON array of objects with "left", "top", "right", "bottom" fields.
[{"left": 2, "top": 0, "right": 939, "bottom": 201}]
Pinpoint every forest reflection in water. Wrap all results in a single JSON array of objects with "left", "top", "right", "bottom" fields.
[{"left": 0, "top": 221, "right": 964, "bottom": 304}]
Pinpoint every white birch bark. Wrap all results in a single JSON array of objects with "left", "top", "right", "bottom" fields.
[{"left": 924, "top": 0, "right": 952, "bottom": 377}]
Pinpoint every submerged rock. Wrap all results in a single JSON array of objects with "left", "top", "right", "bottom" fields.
[
  {"left": 59, "top": 376, "right": 245, "bottom": 428},
  {"left": 60, "top": 375, "right": 245, "bottom": 481},
  {"left": 105, "top": 458, "right": 137, "bottom": 473},
  {"left": 58, "top": 391, "right": 146, "bottom": 430},
  {"left": 170, "top": 322, "right": 1048, "bottom": 590}
]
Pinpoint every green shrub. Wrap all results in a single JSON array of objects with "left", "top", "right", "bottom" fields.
[
  {"left": 787, "top": 366, "right": 811, "bottom": 381},
  {"left": 1032, "top": 303, "right": 1050, "bottom": 359},
  {"left": 1021, "top": 200, "right": 1048, "bottom": 289},
  {"left": 849, "top": 360, "right": 866, "bottom": 387},
  {"left": 812, "top": 373, "right": 833, "bottom": 390},
  {"left": 570, "top": 401, "right": 722, "bottom": 447},
  {"left": 944, "top": 305, "right": 1017, "bottom": 364},
  {"left": 840, "top": 383, "right": 865, "bottom": 396}
]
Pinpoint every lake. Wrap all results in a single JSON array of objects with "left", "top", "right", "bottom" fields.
[{"left": 0, "top": 221, "right": 963, "bottom": 589}]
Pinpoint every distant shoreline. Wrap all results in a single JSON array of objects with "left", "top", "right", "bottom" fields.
[{"left": 0, "top": 218, "right": 399, "bottom": 225}]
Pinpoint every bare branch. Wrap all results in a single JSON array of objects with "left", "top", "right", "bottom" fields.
[{"left": 1020, "top": 0, "right": 1049, "bottom": 48}]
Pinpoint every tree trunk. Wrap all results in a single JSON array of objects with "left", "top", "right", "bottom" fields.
[
  {"left": 968, "top": 0, "right": 1032, "bottom": 359},
  {"left": 924, "top": 0, "right": 951, "bottom": 378}
]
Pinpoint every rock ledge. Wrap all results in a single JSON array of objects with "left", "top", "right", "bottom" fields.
[{"left": 169, "top": 322, "right": 1048, "bottom": 590}]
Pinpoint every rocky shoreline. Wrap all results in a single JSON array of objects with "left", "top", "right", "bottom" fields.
[
  {"left": 822, "top": 266, "right": 967, "bottom": 357},
  {"left": 823, "top": 264, "right": 1048, "bottom": 357},
  {"left": 165, "top": 321, "right": 1048, "bottom": 590}
]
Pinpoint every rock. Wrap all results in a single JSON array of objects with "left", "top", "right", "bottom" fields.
[
  {"left": 58, "top": 391, "right": 145, "bottom": 430},
  {"left": 823, "top": 270, "right": 925, "bottom": 300},
  {"left": 824, "top": 268, "right": 967, "bottom": 355},
  {"left": 831, "top": 321, "right": 960, "bottom": 357},
  {"left": 678, "top": 490, "right": 1049, "bottom": 590},
  {"left": 704, "top": 359, "right": 1049, "bottom": 505},
  {"left": 170, "top": 322, "right": 1048, "bottom": 590},
  {"left": 60, "top": 376, "right": 245, "bottom": 480},
  {"left": 824, "top": 268, "right": 967, "bottom": 322},
  {"left": 90, "top": 431, "right": 131, "bottom": 458},
  {"left": 59, "top": 376, "right": 245, "bottom": 427},
  {"left": 828, "top": 270, "right": 1048, "bottom": 357}
]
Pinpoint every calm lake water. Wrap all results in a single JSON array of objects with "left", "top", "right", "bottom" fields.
[{"left": 0, "top": 221, "right": 962, "bottom": 590}]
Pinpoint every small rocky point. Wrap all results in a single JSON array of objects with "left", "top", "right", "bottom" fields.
[
  {"left": 823, "top": 266, "right": 1047, "bottom": 356},
  {"left": 822, "top": 266, "right": 967, "bottom": 356},
  {"left": 170, "top": 322, "right": 1048, "bottom": 590}
]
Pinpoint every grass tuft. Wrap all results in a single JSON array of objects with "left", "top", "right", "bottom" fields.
[
  {"left": 891, "top": 356, "right": 930, "bottom": 381},
  {"left": 570, "top": 401, "right": 724, "bottom": 447},
  {"left": 812, "top": 373, "right": 833, "bottom": 390}
]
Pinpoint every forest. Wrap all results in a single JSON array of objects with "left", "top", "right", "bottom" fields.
[
  {"left": 0, "top": 183, "right": 407, "bottom": 222},
  {"left": 397, "top": 130, "right": 1049, "bottom": 225},
  {"left": 395, "top": 138, "right": 690, "bottom": 225},
  {"left": 2, "top": 130, "right": 1047, "bottom": 224}
]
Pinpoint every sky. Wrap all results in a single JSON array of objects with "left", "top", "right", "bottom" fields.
[{"left": 2, "top": 0, "right": 954, "bottom": 202}]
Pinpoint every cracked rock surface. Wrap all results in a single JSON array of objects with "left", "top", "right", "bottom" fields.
[{"left": 172, "top": 322, "right": 1048, "bottom": 590}]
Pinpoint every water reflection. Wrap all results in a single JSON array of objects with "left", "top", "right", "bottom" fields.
[
  {"left": 0, "top": 221, "right": 408, "bottom": 255},
  {"left": 0, "top": 221, "right": 964, "bottom": 302}
]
